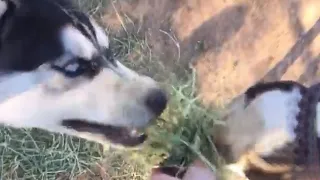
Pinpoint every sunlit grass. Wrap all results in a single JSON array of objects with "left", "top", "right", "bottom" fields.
[{"left": 0, "top": 1, "right": 224, "bottom": 179}]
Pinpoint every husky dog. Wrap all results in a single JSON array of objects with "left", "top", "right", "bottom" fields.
[
  {"left": 214, "top": 81, "right": 320, "bottom": 179},
  {"left": 0, "top": 0, "right": 168, "bottom": 147}
]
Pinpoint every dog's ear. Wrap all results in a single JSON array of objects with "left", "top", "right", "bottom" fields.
[
  {"left": 0, "top": 0, "right": 19, "bottom": 29},
  {"left": 0, "top": 0, "right": 24, "bottom": 72},
  {"left": 0, "top": 1, "right": 8, "bottom": 17},
  {"left": 0, "top": 0, "right": 65, "bottom": 72},
  {"left": 0, "top": 0, "right": 16, "bottom": 39},
  {"left": 0, "top": 34, "right": 63, "bottom": 72}
]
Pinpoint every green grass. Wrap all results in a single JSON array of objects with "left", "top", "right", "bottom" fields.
[
  {"left": 0, "top": 1, "right": 224, "bottom": 179},
  {"left": 0, "top": 128, "right": 103, "bottom": 179}
]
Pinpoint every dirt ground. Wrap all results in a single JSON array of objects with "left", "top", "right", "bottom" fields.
[
  {"left": 99, "top": 0, "right": 320, "bottom": 179},
  {"left": 102, "top": 0, "right": 320, "bottom": 107}
]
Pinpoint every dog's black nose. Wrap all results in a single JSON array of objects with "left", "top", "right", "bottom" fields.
[{"left": 145, "top": 89, "right": 168, "bottom": 116}]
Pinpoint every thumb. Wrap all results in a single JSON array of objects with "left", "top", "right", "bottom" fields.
[
  {"left": 150, "top": 168, "right": 181, "bottom": 180},
  {"left": 182, "top": 160, "right": 217, "bottom": 180}
]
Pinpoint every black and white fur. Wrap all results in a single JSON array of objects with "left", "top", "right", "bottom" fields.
[
  {"left": 215, "top": 81, "right": 320, "bottom": 178},
  {"left": 0, "top": 0, "right": 167, "bottom": 147}
]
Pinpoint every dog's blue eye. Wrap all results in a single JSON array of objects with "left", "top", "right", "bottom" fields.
[
  {"left": 51, "top": 58, "right": 101, "bottom": 78},
  {"left": 105, "top": 48, "right": 114, "bottom": 61}
]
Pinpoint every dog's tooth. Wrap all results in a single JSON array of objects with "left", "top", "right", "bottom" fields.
[
  {"left": 130, "top": 129, "right": 144, "bottom": 136},
  {"left": 130, "top": 128, "right": 145, "bottom": 137},
  {"left": 130, "top": 129, "right": 138, "bottom": 136}
]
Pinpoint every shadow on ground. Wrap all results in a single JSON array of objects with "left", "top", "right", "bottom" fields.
[{"left": 102, "top": 0, "right": 320, "bottom": 106}]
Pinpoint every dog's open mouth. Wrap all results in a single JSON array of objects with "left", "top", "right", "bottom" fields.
[{"left": 62, "top": 119, "right": 147, "bottom": 147}]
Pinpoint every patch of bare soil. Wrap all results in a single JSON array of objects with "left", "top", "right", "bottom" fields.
[{"left": 102, "top": 0, "right": 320, "bottom": 107}]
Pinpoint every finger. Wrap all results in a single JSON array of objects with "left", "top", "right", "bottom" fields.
[
  {"left": 182, "top": 160, "right": 217, "bottom": 180},
  {"left": 150, "top": 169, "right": 181, "bottom": 180}
]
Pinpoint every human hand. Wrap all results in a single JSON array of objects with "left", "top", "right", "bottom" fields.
[{"left": 151, "top": 160, "right": 217, "bottom": 180}]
